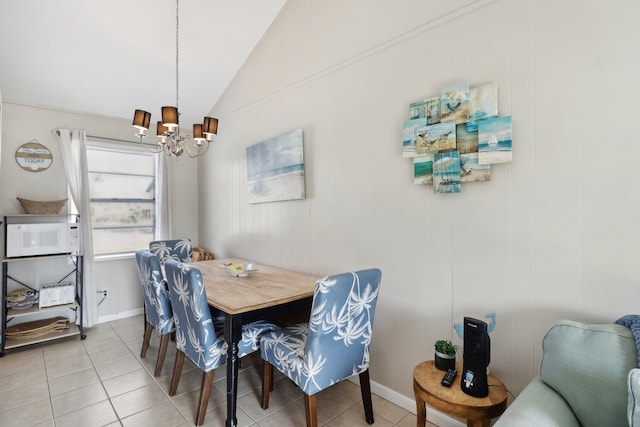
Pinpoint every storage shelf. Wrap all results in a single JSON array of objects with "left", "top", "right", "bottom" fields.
[
  {"left": 3, "top": 253, "right": 82, "bottom": 263},
  {"left": 4, "top": 323, "right": 81, "bottom": 350},
  {"left": 7, "top": 303, "right": 78, "bottom": 319}
]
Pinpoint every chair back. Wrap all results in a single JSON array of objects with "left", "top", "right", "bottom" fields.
[
  {"left": 135, "top": 250, "right": 174, "bottom": 335},
  {"left": 164, "top": 259, "right": 227, "bottom": 372},
  {"left": 305, "top": 268, "right": 382, "bottom": 386},
  {"left": 150, "top": 239, "right": 192, "bottom": 264}
]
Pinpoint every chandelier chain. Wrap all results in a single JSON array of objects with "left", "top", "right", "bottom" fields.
[{"left": 175, "top": 0, "right": 180, "bottom": 111}]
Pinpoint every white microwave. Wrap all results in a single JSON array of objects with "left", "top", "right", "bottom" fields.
[{"left": 6, "top": 222, "right": 80, "bottom": 258}]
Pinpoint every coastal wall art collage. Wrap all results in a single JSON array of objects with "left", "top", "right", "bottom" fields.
[{"left": 403, "top": 80, "right": 512, "bottom": 194}]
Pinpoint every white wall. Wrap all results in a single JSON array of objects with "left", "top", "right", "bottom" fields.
[
  {"left": 198, "top": 0, "right": 640, "bottom": 407},
  {"left": 0, "top": 102, "right": 199, "bottom": 321}
]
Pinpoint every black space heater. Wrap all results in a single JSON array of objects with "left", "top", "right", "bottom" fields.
[{"left": 461, "top": 317, "right": 491, "bottom": 397}]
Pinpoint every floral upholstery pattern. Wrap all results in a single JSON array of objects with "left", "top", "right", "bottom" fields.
[
  {"left": 260, "top": 268, "right": 382, "bottom": 395},
  {"left": 164, "top": 260, "right": 278, "bottom": 372},
  {"left": 135, "top": 250, "right": 175, "bottom": 376},
  {"left": 135, "top": 250, "right": 174, "bottom": 336},
  {"left": 149, "top": 239, "right": 192, "bottom": 264}
]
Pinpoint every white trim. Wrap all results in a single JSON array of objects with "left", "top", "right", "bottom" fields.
[{"left": 97, "top": 307, "right": 144, "bottom": 324}]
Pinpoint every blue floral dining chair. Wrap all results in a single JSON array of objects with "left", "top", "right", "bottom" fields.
[
  {"left": 134, "top": 250, "right": 175, "bottom": 377},
  {"left": 163, "top": 259, "right": 278, "bottom": 426},
  {"left": 149, "top": 239, "right": 192, "bottom": 264},
  {"left": 260, "top": 268, "right": 382, "bottom": 427}
]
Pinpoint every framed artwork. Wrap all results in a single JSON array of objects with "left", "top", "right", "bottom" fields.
[
  {"left": 413, "top": 154, "right": 434, "bottom": 185},
  {"left": 433, "top": 151, "right": 461, "bottom": 194},
  {"left": 440, "top": 80, "right": 470, "bottom": 124},
  {"left": 246, "top": 128, "right": 305, "bottom": 204},
  {"left": 402, "top": 118, "right": 428, "bottom": 157},
  {"left": 410, "top": 100, "right": 427, "bottom": 119},
  {"left": 478, "top": 116, "right": 512, "bottom": 165},
  {"left": 418, "top": 121, "right": 456, "bottom": 153},
  {"left": 467, "top": 82, "right": 498, "bottom": 132},
  {"left": 460, "top": 153, "right": 491, "bottom": 183}
]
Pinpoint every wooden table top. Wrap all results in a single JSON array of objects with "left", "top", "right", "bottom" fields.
[
  {"left": 192, "top": 258, "right": 319, "bottom": 315},
  {"left": 413, "top": 360, "right": 507, "bottom": 419}
]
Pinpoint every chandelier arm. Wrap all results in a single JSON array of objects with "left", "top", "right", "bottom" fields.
[{"left": 184, "top": 139, "right": 210, "bottom": 158}]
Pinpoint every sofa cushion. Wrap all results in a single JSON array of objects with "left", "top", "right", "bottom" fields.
[
  {"left": 629, "top": 368, "right": 640, "bottom": 426},
  {"left": 540, "top": 320, "right": 637, "bottom": 427},
  {"left": 494, "top": 376, "right": 580, "bottom": 427}
]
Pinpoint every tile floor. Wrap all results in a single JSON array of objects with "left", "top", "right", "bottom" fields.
[{"left": 0, "top": 315, "right": 435, "bottom": 427}]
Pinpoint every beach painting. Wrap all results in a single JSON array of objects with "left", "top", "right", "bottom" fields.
[
  {"left": 425, "top": 96, "right": 441, "bottom": 125},
  {"left": 440, "top": 80, "right": 470, "bottom": 124},
  {"left": 413, "top": 153, "right": 434, "bottom": 185},
  {"left": 433, "top": 151, "right": 461, "bottom": 194},
  {"left": 478, "top": 116, "right": 512, "bottom": 165},
  {"left": 246, "top": 128, "right": 305, "bottom": 204},
  {"left": 456, "top": 123, "right": 478, "bottom": 154},
  {"left": 460, "top": 153, "right": 491, "bottom": 183},
  {"left": 410, "top": 100, "right": 427, "bottom": 119},
  {"left": 402, "top": 118, "right": 428, "bottom": 157},
  {"left": 417, "top": 121, "right": 456, "bottom": 154},
  {"left": 467, "top": 82, "right": 498, "bottom": 132}
]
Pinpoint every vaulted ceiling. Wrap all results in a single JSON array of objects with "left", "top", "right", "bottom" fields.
[{"left": 0, "top": 0, "right": 286, "bottom": 127}]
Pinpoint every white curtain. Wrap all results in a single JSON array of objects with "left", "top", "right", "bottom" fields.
[
  {"left": 156, "top": 154, "right": 172, "bottom": 239},
  {"left": 54, "top": 129, "right": 97, "bottom": 327}
]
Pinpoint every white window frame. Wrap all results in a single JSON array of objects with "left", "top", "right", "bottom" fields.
[{"left": 86, "top": 137, "right": 160, "bottom": 259}]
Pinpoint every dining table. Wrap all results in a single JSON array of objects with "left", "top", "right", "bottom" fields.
[{"left": 191, "top": 257, "right": 319, "bottom": 427}]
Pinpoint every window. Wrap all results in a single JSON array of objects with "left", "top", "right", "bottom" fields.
[{"left": 86, "top": 139, "right": 158, "bottom": 255}]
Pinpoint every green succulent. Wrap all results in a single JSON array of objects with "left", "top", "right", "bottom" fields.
[{"left": 434, "top": 339, "right": 459, "bottom": 356}]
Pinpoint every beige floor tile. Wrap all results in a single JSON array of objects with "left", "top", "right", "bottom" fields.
[
  {"left": 0, "top": 381, "right": 49, "bottom": 412},
  {"left": 111, "top": 383, "right": 169, "bottom": 419},
  {"left": 51, "top": 382, "right": 108, "bottom": 417},
  {"left": 83, "top": 334, "right": 128, "bottom": 355},
  {"left": 82, "top": 323, "right": 119, "bottom": 343},
  {"left": 89, "top": 343, "right": 135, "bottom": 366},
  {"left": 45, "top": 353, "right": 94, "bottom": 380},
  {"left": 257, "top": 401, "right": 310, "bottom": 427},
  {"left": 197, "top": 403, "right": 256, "bottom": 427},
  {"left": 0, "top": 362, "right": 46, "bottom": 391},
  {"left": 95, "top": 353, "right": 144, "bottom": 380},
  {"left": 120, "top": 400, "right": 187, "bottom": 427},
  {"left": 371, "top": 394, "right": 410, "bottom": 424},
  {"left": 0, "top": 346, "right": 44, "bottom": 378},
  {"left": 0, "top": 397, "right": 53, "bottom": 427},
  {"left": 324, "top": 402, "right": 393, "bottom": 427},
  {"left": 54, "top": 400, "right": 118, "bottom": 427},
  {"left": 237, "top": 384, "right": 294, "bottom": 421},
  {"left": 171, "top": 386, "right": 226, "bottom": 420},
  {"left": 102, "top": 367, "right": 156, "bottom": 398},
  {"left": 48, "top": 366, "right": 100, "bottom": 397}
]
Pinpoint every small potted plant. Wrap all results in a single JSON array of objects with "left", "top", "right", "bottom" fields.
[{"left": 434, "top": 339, "right": 459, "bottom": 371}]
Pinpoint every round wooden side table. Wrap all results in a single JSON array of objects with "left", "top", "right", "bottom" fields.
[{"left": 413, "top": 360, "right": 507, "bottom": 427}]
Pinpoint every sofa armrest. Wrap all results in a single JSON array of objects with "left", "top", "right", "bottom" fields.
[{"left": 494, "top": 376, "right": 580, "bottom": 427}]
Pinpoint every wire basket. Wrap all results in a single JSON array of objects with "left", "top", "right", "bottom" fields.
[{"left": 17, "top": 197, "right": 67, "bottom": 214}]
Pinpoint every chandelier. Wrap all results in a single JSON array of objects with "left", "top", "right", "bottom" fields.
[{"left": 132, "top": 0, "right": 218, "bottom": 158}]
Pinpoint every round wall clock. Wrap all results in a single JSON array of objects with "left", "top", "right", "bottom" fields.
[{"left": 15, "top": 140, "right": 53, "bottom": 172}]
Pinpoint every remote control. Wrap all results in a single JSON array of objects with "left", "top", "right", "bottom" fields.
[{"left": 441, "top": 368, "right": 457, "bottom": 387}]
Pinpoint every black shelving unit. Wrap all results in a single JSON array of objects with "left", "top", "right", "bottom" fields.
[{"left": 1, "top": 214, "right": 85, "bottom": 356}]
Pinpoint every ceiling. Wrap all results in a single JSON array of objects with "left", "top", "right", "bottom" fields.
[{"left": 0, "top": 0, "right": 286, "bottom": 129}]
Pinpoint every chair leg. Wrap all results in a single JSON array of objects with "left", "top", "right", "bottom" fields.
[
  {"left": 169, "top": 350, "right": 185, "bottom": 396},
  {"left": 359, "top": 369, "right": 375, "bottom": 424},
  {"left": 154, "top": 333, "right": 170, "bottom": 377},
  {"left": 195, "top": 370, "right": 215, "bottom": 426},
  {"left": 303, "top": 392, "right": 318, "bottom": 427},
  {"left": 140, "top": 321, "right": 153, "bottom": 358},
  {"left": 262, "top": 360, "right": 273, "bottom": 409}
]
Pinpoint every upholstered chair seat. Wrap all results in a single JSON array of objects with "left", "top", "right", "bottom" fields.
[{"left": 260, "top": 268, "right": 382, "bottom": 427}]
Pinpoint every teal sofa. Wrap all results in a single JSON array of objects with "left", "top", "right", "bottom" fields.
[{"left": 494, "top": 320, "right": 639, "bottom": 427}]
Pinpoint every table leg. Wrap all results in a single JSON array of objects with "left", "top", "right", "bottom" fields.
[
  {"left": 413, "top": 380, "right": 426, "bottom": 427},
  {"left": 224, "top": 314, "right": 242, "bottom": 427}
]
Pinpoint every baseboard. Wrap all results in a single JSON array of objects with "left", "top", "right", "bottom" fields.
[
  {"left": 97, "top": 307, "right": 144, "bottom": 324},
  {"left": 349, "top": 376, "right": 465, "bottom": 427}
]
